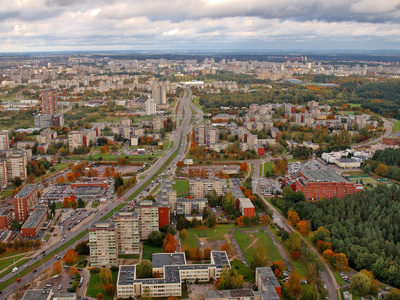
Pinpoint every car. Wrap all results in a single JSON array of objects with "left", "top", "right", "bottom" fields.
[
  {"left": 17, "top": 278, "right": 21, "bottom": 282},
  {"left": 12, "top": 267, "right": 18, "bottom": 273},
  {"left": 58, "top": 285, "right": 62, "bottom": 290},
  {"left": 69, "top": 281, "right": 73, "bottom": 284},
  {"left": 33, "top": 256, "right": 37, "bottom": 260},
  {"left": 53, "top": 275, "right": 59, "bottom": 278},
  {"left": 61, "top": 238, "right": 65, "bottom": 242},
  {"left": 33, "top": 269, "right": 37, "bottom": 273}
]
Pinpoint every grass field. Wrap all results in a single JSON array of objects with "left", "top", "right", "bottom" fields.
[
  {"left": 87, "top": 270, "right": 118, "bottom": 300},
  {"left": 392, "top": 120, "right": 400, "bottom": 133},
  {"left": 0, "top": 190, "right": 11, "bottom": 198},
  {"left": 142, "top": 244, "right": 162, "bottom": 261},
  {"left": 233, "top": 228, "right": 283, "bottom": 264},
  {"left": 264, "top": 161, "right": 274, "bottom": 176},
  {"left": 349, "top": 103, "right": 361, "bottom": 108},
  {"left": 230, "top": 259, "right": 254, "bottom": 282},
  {"left": 181, "top": 224, "right": 236, "bottom": 250},
  {"left": 259, "top": 163, "right": 263, "bottom": 177},
  {"left": 347, "top": 176, "right": 378, "bottom": 186},
  {"left": 0, "top": 253, "right": 27, "bottom": 271},
  {"left": 173, "top": 179, "right": 189, "bottom": 197},
  {"left": 91, "top": 201, "right": 100, "bottom": 208},
  {"left": 49, "top": 163, "right": 69, "bottom": 174},
  {"left": 248, "top": 163, "right": 254, "bottom": 178},
  {"left": 332, "top": 268, "right": 346, "bottom": 285}
]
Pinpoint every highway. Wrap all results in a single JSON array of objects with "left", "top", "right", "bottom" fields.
[{"left": 0, "top": 89, "right": 195, "bottom": 297}]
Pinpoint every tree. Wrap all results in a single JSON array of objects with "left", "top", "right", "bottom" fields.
[
  {"left": 77, "top": 198, "right": 85, "bottom": 208},
  {"left": 375, "top": 163, "right": 389, "bottom": 177},
  {"left": 350, "top": 272, "right": 371, "bottom": 295},
  {"left": 114, "top": 174, "right": 124, "bottom": 192},
  {"left": 62, "top": 197, "right": 77, "bottom": 209},
  {"left": 287, "top": 269, "right": 301, "bottom": 298},
  {"left": 220, "top": 243, "right": 229, "bottom": 255},
  {"left": 203, "top": 247, "right": 211, "bottom": 260},
  {"left": 104, "top": 284, "right": 114, "bottom": 296},
  {"left": 70, "top": 266, "right": 79, "bottom": 276},
  {"left": 163, "top": 234, "right": 177, "bottom": 253},
  {"left": 288, "top": 209, "right": 301, "bottom": 225},
  {"left": 12, "top": 177, "right": 22, "bottom": 187},
  {"left": 285, "top": 233, "right": 302, "bottom": 256},
  {"left": 53, "top": 261, "right": 62, "bottom": 274},
  {"left": 250, "top": 246, "right": 268, "bottom": 270},
  {"left": 63, "top": 249, "right": 77, "bottom": 265},
  {"left": 147, "top": 231, "right": 164, "bottom": 247},
  {"left": 75, "top": 240, "right": 90, "bottom": 255},
  {"left": 217, "top": 267, "right": 244, "bottom": 290},
  {"left": 136, "top": 260, "right": 152, "bottom": 278},
  {"left": 160, "top": 224, "right": 176, "bottom": 236},
  {"left": 100, "top": 267, "right": 112, "bottom": 285},
  {"left": 300, "top": 285, "right": 318, "bottom": 300},
  {"left": 387, "top": 289, "right": 400, "bottom": 300},
  {"left": 332, "top": 253, "right": 348, "bottom": 271},
  {"left": 240, "top": 162, "right": 248, "bottom": 172},
  {"left": 96, "top": 293, "right": 104, "bottom": 300},
  {"left": 180, "top": 229, "right": 188, "bottom": 240},
  {"left": 177, "top": 216, "right": 189, "bottom": 230}
]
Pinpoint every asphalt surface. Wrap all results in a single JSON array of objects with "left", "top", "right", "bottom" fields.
[{"left": 1, "top": 89, "right": 195, "bottom": 298}]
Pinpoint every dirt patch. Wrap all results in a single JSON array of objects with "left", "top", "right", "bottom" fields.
[{"left": 244, "top": 235, "right": 260, "bottom": 251}]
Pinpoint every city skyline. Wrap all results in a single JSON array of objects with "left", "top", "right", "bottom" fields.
[{"left": 1, "top": 0, "right": 400, "bottom": 52}]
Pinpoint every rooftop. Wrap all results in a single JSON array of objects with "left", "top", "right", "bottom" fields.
[
  {"left": 300, "top": 168, "right": 348, "bottom": 183},
  {"left": 152, "top": 253, "right": 186, "bottom": 268},
  {"left": 21, "top": 289, "right": 52, "bottom": 300},
  {"left": 239, "top": 198, "right": 254, "bottom": 209},
  {"left": 89, "top": 222, "right": 115, "bottom": 230},
  {"left": 177, "top": 197, "right": 207, "bottom": 203},
  {"left": 336, "top": 158, "right": 359, "bottom": 163},
  {"left": 22, "top": 206, "right": 46, "bottom": 229},
  {"left": 204, "top": 289, "right": 255, "bottom": 299},
  {"left": 15, "top": 185, "right": 37, "bottom": 199}
]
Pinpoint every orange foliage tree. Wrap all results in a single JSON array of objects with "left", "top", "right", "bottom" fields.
[
  {"left": 332, "top": 253, "right": 348, "bottom": 271},
  {"left": 162, "top": 234, "right": 177, "bottom": 253},
  {"left": 288, "top": 210, "right": 300, "bottom": 226},
  {"left": 63, "top": 249, "right": 78, "bottom": 265},
  {"left": 53, "top": 261, "right": 62, "bottom": 274},
  {"left": 270, "top": 261, "right": 285, "bottom": 278},
  {"left": 104, "top": 284, "right": 115, "bottom": 296},
  {"left": 297, "top": 220, "right": 312, "bottom": 236},
  {"left": 220, "top": 243, "right": 229, "bottom": 255},
  {"left": 240, "top": 162, "right": 248, "bottom": 172},
  {"left": 63, "top": 197, "right": 77, "bottom": 209},
  {"left": 203, "top": 247, "right": 211, "bottom": 260}
]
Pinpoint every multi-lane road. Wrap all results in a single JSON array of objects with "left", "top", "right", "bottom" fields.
[{"left": 0, "top": 89, "right": 196, "bottom": 297}]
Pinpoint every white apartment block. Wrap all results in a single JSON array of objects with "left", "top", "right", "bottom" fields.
[
  {"left": 195, "top": 124, "right": 219, "bottom": 147},
  {"left": 6, "top": 152, "right": 27, "bottom": 181},
  {"left": 0, "top": 131, "right": 9, "bottom": 150},
  {"left": 117, "top": 251, "right": 229, "bottom": 299},
  {"left": 189, "top": 179, "right": 227, "bottom": 198},
  {"left": 145, "top": 98, "right": 156, "bottom": 115},
  {"left": 176, "top": 198, "right": 207, "bottom": 216},
  {"left": 135, "top": 200, "right": 159, "bottom": 240},
  {"left": 113, "top": 211, "right": 140, "bottom": 254},
  {"left": 68, "top": 131, "right": 82, "bottom": 151},
  {"left": 0, "top": 159, "right": 7, "bottom": 188},
  {"left": 89, "top": 222, "right": 118, "bottom": 267}
]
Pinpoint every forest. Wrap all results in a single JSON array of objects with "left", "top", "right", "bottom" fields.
[
  {"left": 362, "top": 148, "right": 400, "bottom": 181},
  {"left": 290, "top": 185, "right": 400, "bottom": 287}
]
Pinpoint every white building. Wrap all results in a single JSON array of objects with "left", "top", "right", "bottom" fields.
[{"left": 145, "top": 98, "right": 156, "bottom": 115}]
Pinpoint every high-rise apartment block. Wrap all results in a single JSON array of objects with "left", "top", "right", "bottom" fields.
[
  {"left": 113, "top": 211, "right": 140, "bottom": 254},
  {"left": 0, "top": 130, "right": 9, "bottom": 150},
  {"left": 34, "top": 114, "right": 52, "bottom": 129},
  {"left": 145, "top": 98, "right": 156, "bottom": 115},
  {"left": 195, "top": 124, "right": 219, "bottom": 147},
  {"left": 189, "top": 179, "right": 227, "bottom": 198},
  {"left": 89, "top": 222, "right": 118, "bottom": 267},
  {"left": 41, "top": 89, "right": 58, "bottom": 114},
  {"left": 68, "top": 129, "right": 98, "bottom": 151},
  {"left": 152, "top": 84, "right": 166, "bottom": 105},
  {"left": 14, "top": 184, "right": 38, "bottom": 222},
  {"left": 52, "top": 115, "right": 64, "bottom": 127},
  {"left": 5, "top": 151, "right": 28, "bottom": 181},
  {"left": 176, "top": 198, "right": 208, "bottom": 217},
  {"left": 135, "top": 200, "right": 169, "bottom": 240},
  {"left": 0, "top": 159, "right": 7, "bottom": 188}
]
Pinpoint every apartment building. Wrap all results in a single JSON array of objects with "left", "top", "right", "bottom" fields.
[
  {"left": 152, "top": 84, "right": 166, "bottom": 105},
  {"left": 68, "top": 129, "right": 97, "bottom": 151},
  {"left": 0, "top": 159, "right": 7, "bottom": 188},
  {"left": 41, "top": 89, "right": 58, "bottom": 114},
  {"left": 152, "top": 116, "right": 165, "bottom": 132},
  {"left": 0, "top": 208, "right": 12, "bottom": 230},
  {"left": 14, "top": 184, "right": 38, "bottom": 222},
  {"left": 145, "top": 98, "right": 156, "bottom": 115},
  {"left": 89, "top": 222, "right": 118, "bottom": 267},
  {"left": 238, "top": 198, "right": 255, "bottom": 218},
  {"left": 52, "top": 115, "right": 64, "bottom": 127},
  {"left": 176, "top": 198, "right": 207, "bottom": 216},
  {"left": 188, "top": 178, "right": 227, "bottom": 198},
  {"left": 113, "top": 211, "right": 140, "bottom": 254},
  {"left": 0, "top": 130, "right": 9, "bottom": 150},
  {"left": 5, "top": 152, "right": 28, "bottom": 181},
  {"left": 255, "top": 267, "right": 282, "bottom": 299},
  {"left": 195, "top": 123, "right": 219, "bottom": 147},
  {"left": 135, "top": 200, "right": 169, "bottom": 240},
  {"left": 21, "top": 206, "right": 47, "bottom": 237},
  {"left": 34, "top": 114, "right": 52, "bottom": 129},
  {"left": 117, "top": 251, "right": 229, "bottom": 299}
]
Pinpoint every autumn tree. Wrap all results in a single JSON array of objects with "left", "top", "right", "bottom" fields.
[
  {"left": 163, "top": 234, "right": 177, "bottom": 253},
  {"left": 53, "top": 261, "right": 62, "bottom": 274},
  {"left": 287, "top": 269, "right": 301, "bottom": 298},
  {"left": 288, "top": 210, "right": 301, "bottom": 226},
  {"left": 270, "top": 261, "right": 285, "bottom": 278},
  {"left": 62, "top": 197, "right": 77, "bottom": 209},
  {"left": 100, "top": 267, "right": 112, "bottom": 285},
  {"left": 104, "top": 284, "right": 115, "bottom": 296},
  {"left": 203, "top": 247, "right": 211, "bottom": 260},
  {"left": 180, "top": 229, "right": 188, "bottom": 240},
  {"left": 96, "top": 293, "right": 104, "bottom": 300},
  {"left": 331, "top": 253, "right": 348, "bottom": 271},
  {"left": 375, "top": 163, "right": 389, "bottom": 177},
  {"left": 297, "top": 220, "right": 312, "bottom": 236},
  {"left": 217, "top": 267, "right": 244, "bottom": 290},
  {"left": 63, "top": 249, "right": 78, "bottom": 265},
  {"left": 240, "top": 162, "right": 248, "bottom": 172},
  {"left": 350, "top": 272, "right": 371, "bottom": 295},
  {"left": 285, "top": 233, "right": 302, "bottom": 257},
  {"left": 250, "top": 246, "right": 268, "bottom": 270},
  {"left": 300, "top": 284, "right": 318, "bottom": 300},
  {"left": 220, "top": 243, "right": 229, "bottom": 255},
  {"left": 70, "top": 266, "right": 79, "bottom": 276}
]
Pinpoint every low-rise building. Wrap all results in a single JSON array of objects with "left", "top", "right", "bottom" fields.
[
  {"left": 335, "top": 158, "right": 361, "bottom": 169},
  {"left": 21, "top": 206, "right": 47, "bottom": 237},
  {"left": 117, "top": 251, "right": 229, "bottom": 299},
  {"left": 188, "top": 179, "right": 227, "bottom": 198},
  {"left": 238, "top": 198, "right": 255, "bottom": 218},
  {"left": 21, "top": 289, "right": 76, "bottom": 300}
]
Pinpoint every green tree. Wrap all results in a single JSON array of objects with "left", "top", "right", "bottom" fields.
[
  {"left": 136, "top": 260, "right": 152, "bottom": 278},
  {"left": 147, "top": 231, "right": 164, "bottom": 247},
  {"left": 217, "top": 267, "right": 244, "bottom": 290},
  {"left": 387, "top": 289, "right": 400, "bottom": 300},
  {"left": 75, "top": 240, "right": 90, "bottom": 255},
  {"left": 180, "top": 229, "right": 188, "bottom": 240},
  {"left": 350, "top": 272, "right": 371, "bottom": 295},
  {"left": 77, "top": 198, "right": 85, "bottom": 208},
  {"left": 99, "top": 267, "right": 112, "bottom": 285},
  {"left": 250, "top": 246, "right": 268, "bottom": 270},
  {"left": 300, "top": 285, "right": 318, "bottom": 300}
]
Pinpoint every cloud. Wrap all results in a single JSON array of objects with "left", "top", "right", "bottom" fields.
[{"left": 0, "top": 0, "right": 400, "bottom": 51}]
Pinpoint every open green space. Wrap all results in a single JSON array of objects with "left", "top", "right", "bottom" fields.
[
  {"left": 142, "top": 244, "right": 163, "bottom": 261},
  {"left": 56, "top": 202, "right": 64, "bottom": 209},
  {"left": 332, "top": 268, "right": 346, "bottom": 285},
  {"left": 230, "top": 259, "right": 254, "bottom": 282},
  {"left": 347, "top": 175, "right": 378, "bottom": 186},
  {"left": 0, "top": 258, "right": 31, "bottom": 282},
  {"left": 259, "top": 163, "right": 263, "bottom": 177},
  {"left": 91, "top": 201, "right": 100, "bottom": 208},
  {"left": 44, "top": 234, "right": 51, "bottom": 242},
  {"left": 233, "top": 228, "right": 282, "bottom": 264},
  {"left": 49, "top": 163, "right": 69, "bottom": 174},
  {"left": 87, "top": 270, "right": 118, "bottom": 300},
  {"left": 0, "top": 253, "right": 27, "bottom": 271},
  {"left": 392, "top": 119, "right": 400, "bottom": 133},
  {"left": 265, "top": 197, "right": 283, "bottom": 215},
  {"left": 349, "top": 103, "right": 361, "bottom": 108},
  {"left": 264, "top": 161, "right": 274, "bottom": 176},
  {"left": 173, "top": 179, "right": 189, "bottom": 197},
  {"left": 0, "top": 190, "right": 11, "bottom": 198},
  {"left": 181, "top": 224, "right": 237, "bottom": 250},
  {"left": 248, "top": 163, "right": 254, "bottom": 179}
]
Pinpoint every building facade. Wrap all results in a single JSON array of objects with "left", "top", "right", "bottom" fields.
[
  {"left": 188, "top": 179, "right": 227, "bottom": 198},
  {"left": 21, "top": 206, "right": 47, "bottom": 237},
  {"left": 14, "top": 184, "right": 38, "bottom": 222},
  {"left": 41, "top": 89, "right": 58, "bottom": 114},
  {"left": 113, "top": 211, "right": 140, "bottom": 255},
  {"left": 89, "top": 222, "right": 118, "bottom": 267}
]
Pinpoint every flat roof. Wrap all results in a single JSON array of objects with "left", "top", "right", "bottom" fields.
[
  {"left": 89, "top": 222, "right": 115, "bottom": 230},
  {"left": 177, "top": 197, "right": 207, "bottom": 203},
  {"left": 337, "top": 158, "right": 359, "bottom": 163},
  {"left": 300, "top": 168, "right": 348, "bottom": 183},
  {"left": 15, "top": 185, "right": 37, "bottom": 199},
  {"left": 204, "top": 289, "right": 255, "bottom": 299},
  {"left": 239, "top": 198, "right": 254, "bottom": 208},
  {"left": 152, "top": 253, "right": 186, "bottom": 268},
  {"left": 22, "top": 207, "right": 46, "bottom": 229},
  {"left": 22, "top": 289, "right": 52, "bottom": 300}
]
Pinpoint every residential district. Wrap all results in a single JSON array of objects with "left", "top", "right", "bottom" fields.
[{"left": 0, "top": 53, "right": 399, "bottom": 300}]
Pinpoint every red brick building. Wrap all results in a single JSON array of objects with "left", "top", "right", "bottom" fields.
[
  {"left": 383, "top": 132, "right": 400, "bottom": 146},
  {"left": 21, "top": 206, "right": 47, "bottom": 237},
  {"left": 158, "top": 206, "right": 170, "bottom": 229},
  {"left": 14, "top": 185, "right": 38, "bottom": 222},
  {"left": 292, "top": 169, "right": 363, "bottom": 200},
  {"left": 41, "top": 89, "right": 58, "bottom": 114},
  {"left": 0, "top": 208, "right": 12, "bottom": 230},
  {"left": 238, "top": 198, "right": 255, "bottom": 218}
]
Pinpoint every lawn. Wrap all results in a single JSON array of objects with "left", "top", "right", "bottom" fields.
[
  {"left": 91, "top": 201, "right": 100, "bottom": 208},
  {"left": 49, "top": 163, "right": 69, "bottom": 174},
  {"left": 259, "top": 163, "right": 263, "bottom": 177},
  {"left": 173, "top": 179, "right": 189, "bottom": 197},
  {"left": 392, "top": 119, "right": 400, "bottom": 133},
  {"left": 87, "top": 270, "right": 118, "bottom": 300},
  {"left": 181, "top": 224, "right": 237, "bottom": 250},
  {"left": 142, "top": 244, "right": 163, "bottom": 261},
  {"left": 0, "top": 253, "right": 27, "bottom": 271},
  {"left": 332, "top": 268, "right": 347, "bottom": 285},
  {"left": 230, "top": 259, "right": 254, "bottom": 282},
  {"left": 248, "top": 163, "right": 254, "bottom": 178},
  {"left": 264, "top": 161, "right": 274, "bottom": 177},
  {"left": 233, "top": 228, "right": 282, "bottom": 264},
  {"left": 0, "top": 190, "right": 11, "bottom": 198},
  {"left": 349, "top": 103, "right": 361, "bottom": 108},
  {"left": 56, "top": 202, "right": 64, "bottom": 209},
  {"left": 44, "top": 234, "right": 51, "bottom": 242},
  {"left": 347, "top": 176, "right": 378, "bottom": 187}
]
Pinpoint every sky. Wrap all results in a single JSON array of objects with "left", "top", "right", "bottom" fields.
[{"left": 1, "top": 0, "right": 400, "bottom": 52}]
